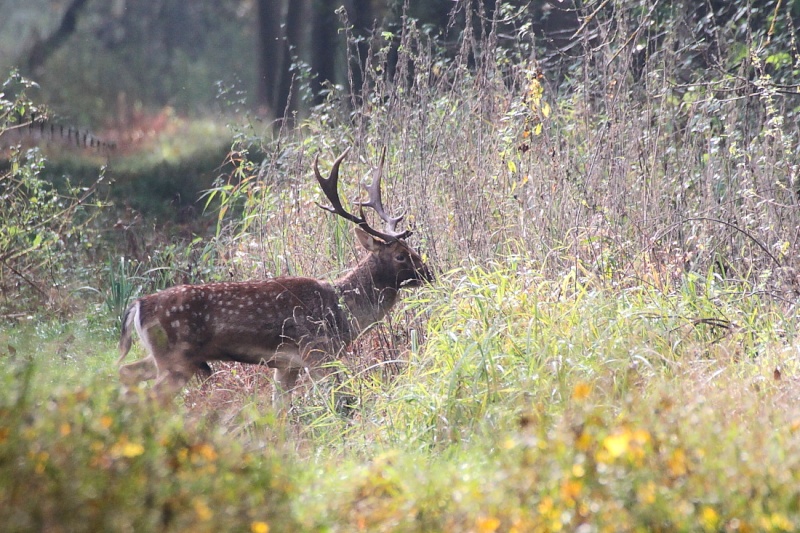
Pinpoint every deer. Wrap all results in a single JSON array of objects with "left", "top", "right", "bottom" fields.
[{"left": 117, "top": 147, "right": 432, "bottom": 409}]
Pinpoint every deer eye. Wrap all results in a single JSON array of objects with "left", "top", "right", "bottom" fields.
[{"left": 395, "top": 254, "right": 407, "bottom": 262}]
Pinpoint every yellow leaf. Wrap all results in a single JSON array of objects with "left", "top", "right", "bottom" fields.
[
  {"left": 668, "top": 449, "right": 688, "bottom": 477},
  {"left": 572, "top": 382, "right": 591, "bottom": 400},
  {"left": 575, "top": 432, "right": 592, "bottom": 452},
  {"left": 100, "top": 415, "right": 113, "bottom": 429},
  {"left": 701, "top": 506, "right": 719, "bottom": 531},
  {"left": 537, "top": 496, "right": 554, "bottom": 515},
  {"left": 507, "top": 160, "right": 517, "bottom": 174},
  {"left": 560, "top": 479, "right": 583, "bottom": 501},
  {"left": 637, "top": 481, "right": 657, "bottom": 504},
  {"left": 193, "top": 499, "right": 213, "bottom": 521},
  {"left": 765, "top": 513, "right": 793, "bottom": 531},
  {"left": 193, "top": 443, "right": 218, "bottom": 462},
  {"left": 110, "top": 437, "right": 145, "bottom": 459},
  {"left": 534, "top": 123, "right": 543, "bottom": 136},
  {"left": 251, "top": 521, "right": 270, "bottom": 533},
  {"left": 476, "top": 516, "right": 500, "bottom": 533},
  {"left": 632, "top": 429, "right": 651, "bottom": 444},
  {"left": 60, "top": 423, "right": 71, "bottom": 436},
  {"left": 120, "top": 442, "right": 144, "bottom": 458},
  {"left": 541, "top": 101, "right": 551, "bottom": 118}
]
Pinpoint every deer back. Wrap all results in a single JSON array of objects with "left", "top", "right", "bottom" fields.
[{"left": 130, "top": 277, "right": 349, "bottom": 366}]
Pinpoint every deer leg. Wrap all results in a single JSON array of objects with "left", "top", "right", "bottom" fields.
[
  {"left": 149, "top": 345, "right": 199, "bottom": 403},
  {"left": 302, "top": 341, "right": 357, "bottom": 415},
  {"left": 152, "top": 369, "right": 192, "bottom": 403},
  {"left": 194, "top": 361, "right": 213, "bottom": 382},
  {"left": 119, "top": 355, "right": 158, "bottom": 386},
  {"left": 272, "top": 366, "right": 301, "bottom": 411}
]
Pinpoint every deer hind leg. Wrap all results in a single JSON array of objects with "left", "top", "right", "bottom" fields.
[
  {"left": 151, "top": 345, "right": 199, "bottom": 403},
  {"left": 120, "top": 357, "right": 209, "bottom": 389},
  {"left": 194, "top": 361, "right": 213, "bottom": 382},
  {"left": 126, "top": 322, "right": 196, "bottom": 402},
  {"left": 119, "top": 355, "right": 158, "bottom": 386}
]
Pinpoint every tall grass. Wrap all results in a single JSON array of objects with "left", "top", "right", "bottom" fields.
[{"left": 215, "top": 1, "right": 799, "bottom": 298}]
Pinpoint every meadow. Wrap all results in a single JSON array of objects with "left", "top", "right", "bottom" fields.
[{"left": 2, "top": 3, "right": 800, "bottom": 531}]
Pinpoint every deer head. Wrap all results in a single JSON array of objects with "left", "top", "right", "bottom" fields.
[{"left": 118, "top": 148, "right": 431, "bottom": 410}]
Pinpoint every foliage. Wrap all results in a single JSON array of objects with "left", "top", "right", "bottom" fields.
[
  {"left": 214, "top": 0, "right": 800, "bottom": 295},
  {"left": 0, "top": 71, "right": 103, "bottom": 311},
  {"left": 1, "top": 263, "right": 799, "bottom": 531},
  {"left": 0, "top": 360, "right": 298, "bottom": 532},
  {"left": 103, "top": 256, "right": 140, "bottom": 329},
  {"left": 22, "top": 0, "right": 258, "bottom": 125}
]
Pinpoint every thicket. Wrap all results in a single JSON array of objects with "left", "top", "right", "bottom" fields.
[
  {"left": 212, "top": 0, "right": 800, "bottom": 298},
  {"left": 1, "top": 1, "right": 800, "bottom": 531},
  {"left": 0, "top": 72, "right": 104, "bottom": 313}
]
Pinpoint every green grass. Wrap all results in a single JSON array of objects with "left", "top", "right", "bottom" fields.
[{"left": 1, "top": 265, "right": 799, "bottom": 532}]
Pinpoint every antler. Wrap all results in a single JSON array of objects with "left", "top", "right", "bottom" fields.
[{"left": 314, "top": 147, "right": 412, "bottom": 242}]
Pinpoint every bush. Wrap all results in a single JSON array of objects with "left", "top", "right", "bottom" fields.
[{"left": 0, "top": 71, "right": 104, "bottom": 312}]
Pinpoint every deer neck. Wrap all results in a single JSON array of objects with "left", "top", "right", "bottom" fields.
[{"left": 334, "top": 254, "right": 399, "bottom": 337}]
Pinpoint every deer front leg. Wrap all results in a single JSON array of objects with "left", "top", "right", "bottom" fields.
[
  {"left": 272, "top": 366, "right": 301, "bottom": 412},
  {"left": 299, "top": 340, "right": 356, "bottom": 414}
]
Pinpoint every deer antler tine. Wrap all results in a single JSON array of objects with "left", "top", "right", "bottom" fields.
[
  {"left": 329, "top": 147, "right": 351, "bottom": 183},
  {"left": 314, "top": 148, "right": 355, "bottom": 217},
  {"left": 357, "top": 147, "right": 411, "bottom": 238},
  {"left": 314, "top": 147, "right": 411, "bottom": 241}
]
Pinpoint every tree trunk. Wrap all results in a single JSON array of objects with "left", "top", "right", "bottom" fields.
[
  {"left": 26, "top": 0, "right": 91, "bottom": 75},
  {"left": 256, "top": 0, "right": 289, "bottom": 115},
  {"left": 311, "top": 0, "right": 341, "bottom": 106}
]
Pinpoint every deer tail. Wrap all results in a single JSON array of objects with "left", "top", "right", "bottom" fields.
[{"left": 117, "top": 301, "right": 139, "bottom": 364}]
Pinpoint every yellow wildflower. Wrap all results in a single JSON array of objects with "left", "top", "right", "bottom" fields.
[
  {"left": 560, "top": 479, "right": 583, "bottom": 504},
  {"left": 667, "top": 449, "right": 688, "bottom": 477},
  {"left": 637, "top": 481, "right": 657, "bottom": 504},
  {"left": 603, "top": 431, "right": 631, "bottom": 458},
  {"left": 111, "top": 437, "right": 145, "bottom": 458},
  {"left": 100, "top": 415, "right": 113, "bottom": 429},
  {"left": 700, "top": 506, "right": 719, "bottom": 531},
  {"left": 193, "top": 443, "right": 218, "bottom": 462}
]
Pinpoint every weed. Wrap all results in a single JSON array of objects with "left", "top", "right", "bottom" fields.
[{"left": 104, "top": 256, "right": 140, "bottom": 329}]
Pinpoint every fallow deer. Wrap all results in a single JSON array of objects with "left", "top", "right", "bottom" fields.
[{"left": 117, "top": 147, "right": 432, "bottom": 408}]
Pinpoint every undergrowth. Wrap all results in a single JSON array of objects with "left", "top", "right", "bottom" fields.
[{"left": 2, "top": 266, "right": 799, "bottom": 531}]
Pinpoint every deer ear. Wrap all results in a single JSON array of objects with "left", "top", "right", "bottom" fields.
[{"left": 354, "top": 226, "right": 386, "bottom": 251}]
